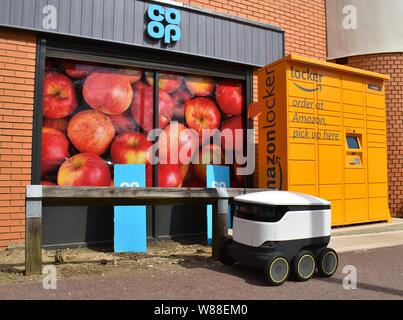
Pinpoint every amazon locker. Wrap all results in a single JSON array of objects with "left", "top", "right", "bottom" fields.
[{"left": 257, "top": 55, "right": 391, "bottom": 226}]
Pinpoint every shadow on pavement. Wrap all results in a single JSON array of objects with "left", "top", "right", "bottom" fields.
[{"left": 318, "top": 275, "right": 403, "bottom": 298}]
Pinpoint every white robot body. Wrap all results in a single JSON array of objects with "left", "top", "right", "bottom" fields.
[
  {"left": 220, "top": 191, "right": 338, "bottom": 285},
  {"left": 233, "top": 209, "right": 331, "bottom": 247}
]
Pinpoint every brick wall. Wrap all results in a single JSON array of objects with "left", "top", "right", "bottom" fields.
[
  {"left": 0, "top": 29, "right": 36, "bottom": 248},
  {"left": 347, "top": 54, "right": 403, "bottom": 217}
]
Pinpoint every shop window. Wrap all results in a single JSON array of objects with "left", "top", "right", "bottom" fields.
[{"left": 40, "top": 58, "right": 246, "bottom": 188}]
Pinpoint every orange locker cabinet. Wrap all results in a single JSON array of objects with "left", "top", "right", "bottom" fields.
[{"left": 257, "top": 55, "right": 391, "bottom": 226}]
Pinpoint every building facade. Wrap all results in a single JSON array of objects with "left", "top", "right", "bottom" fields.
[{"left": 0, "top": 0, "right": 400, "bottom": 250}]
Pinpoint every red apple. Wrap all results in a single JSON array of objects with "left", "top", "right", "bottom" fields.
[
  {"left": 158, "top": 122, "right": 198, "bottom": 165},
  {"left": 232, "top": 162, "right": 246, "bottom": 186},
  {"left": 193, "top": 144, "right": 224, "bottom": 182},
  {"left": 41, "top": 127, "right": 70, "bottom": 174},
  {"left": 183, "top": 178, "right": 205, "bottom": 188},
  {"left": 57, "top": 152, "right": 112, "bottom": 186},
  {"left": 145, "top": 72, "right": 183, "bottom": 93},
  {"left": 146, "top": 164, "right": 153, "bottom": 187},
  {"left": 45, "top": 60, "right": 54, "bottom": 72},
  {"left": 43, "top": 72, "right": 77, "bottom": 119},
  {"left": 62, "top": 60, "right": 99, "bottom": 78},
  {"left": 215, "top": 80, "right": 244, "bottom": 116},
  {"left": 83, "top": 71, "right": 133, "bottom": 115},
  {"left": 220, "top": 115, "right": 244, "bottom": 152},
  {"left": 171, "top": 87, "right": 192, "bottom": 120},
  {"left": 185, "top": 75, "right": 215, "bottom": 96},
  {"left": 185, "top": 97, "right": 221, "bottom": 141},
  {"left": 41, "top": 180, "right": 56, "bottom": 185},
  {"left": 108, "top": 112, "right": 138, "bottom": 134},
  {"left": 43, "top": 117, "right": 70, "bottom": 135},
  {"left": 110, "top": 132, "right": 152, "bottom": 164},
  {"left": 67, "top": 110, "right": 115, "bottom": 155},
  {"left": 180, "top": 164, "right": 190, "bottom": 178},
  {"left": 181, "top": 165, "right": 193, "bottom": 187},
  {"left": 158, "top": 164, "right": 184, "bottom": 187},
  {"left": 131, "top": 86, "right": 174, "bottom": 132},
  {"left": 117, "top": 68, "right": 142, "bottom": 83},
  {"left": 133, "top": 80, "right": 149, "bottom": 92}
]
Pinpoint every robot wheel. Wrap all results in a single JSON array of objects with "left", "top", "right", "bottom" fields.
[
  {"left": 263, "top": 253, "right": 290, "bottom": 286},
  {"left": 291, "top": 250, "right": 316, "bottom": 281},
  {"left": 316, "top": 247, "right": 338, "bottom": 278}
]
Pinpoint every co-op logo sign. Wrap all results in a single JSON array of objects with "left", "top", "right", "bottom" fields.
[
  {"left": 146, "top": 4, "right": 181, "bottom": 44},
  {"left": 291, "top": 66, "right": 324, "bottom": 92}
]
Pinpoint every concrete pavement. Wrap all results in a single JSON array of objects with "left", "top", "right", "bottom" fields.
[
  {"left": 1, "top": 219, "right": 403, "bottom": 300},
  {"left": 0, "top": 245, "right": 402, "bottom": 300},
  {"left": 330, "top": 218, "right": 403, "bottom": 252}
]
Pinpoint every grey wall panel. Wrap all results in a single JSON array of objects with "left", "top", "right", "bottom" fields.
[
  {"left": 258, "top": 28, "right": 265, "bottom": 65},
  {"left": 245, "top": 25, "right": 252, "bottom": 64},
  {"left": 102, "top": 0, "right": 114, "bottom": 40},
  {"left": 205, "top": 15, "right": 214, "bottom": 58},
  {"left": 179, "top": 9, "right": 190, "bottom": 53},
  {"left": 71, "top": 0, "right": 82, "bottom": 36},
  {"left": 197, "top": 14, "right": 206, "bottom": 56},
  {"left": 10, "top": 0, "right": 24, "bottom": 26},
  {"left": 48, "top": 0, "right": 60, "bottom": 30},
  {"left": 58, "top": 0, "right": 71, "bottom": 34},
  {"left": 113, "top": 0, "right": 124, "bottom": 42},
  {"left": 222, "top": 19, "right": 230, "bottom": 61},
  {"left": 0, "top": 0, "right": 11, "bottom": 25},
  {"left": 81, "top": 0, "right": 93, "bottom": 37},
  {"left": 229, "top": 21, "right": 238, "bottom": 62},
  {"left": 237, "top": 22, "right": 245, "bottom": 63},
  {"left": 265, "top": 30, "right": 273, "bottom": 63},
  {"left": 189, "top": 13, "right": 198, "bottom": 54},
  {"left": 22, "top": 0, "right": 36, "bottom": 28},
  {"left": 252, "top": 28, "right": 260, "bottom": 65},
  {"left": 92, "top": 0, "right": 103, "bottom": 39},
  {"left": 33, "top": 0, "right": 46, "bottom": 30},
  {"left": 214, "top": 17, "right": 222, "bottom": 59},
  {"left": 123, "top": 0, "right": 134, "bottom": 44},
  {"left": 133, "top": 0, "right": 144, "bottom": 46},
  {"left": 0, "top": 0, "right": 284, "bottom": 67}
]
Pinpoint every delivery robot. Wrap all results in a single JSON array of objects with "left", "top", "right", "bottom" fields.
[{"left": 219, "top": 191, "right": 338, "bottom": 286}]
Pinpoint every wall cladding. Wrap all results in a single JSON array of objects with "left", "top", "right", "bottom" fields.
[{"left": 0, "top": 0, "right": 284, "bottom": 67}]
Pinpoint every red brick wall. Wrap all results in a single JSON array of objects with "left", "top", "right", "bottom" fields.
[
  {"left": 0, "top": 29, "right": 36, "bottom": 248},
  {"left": 347, "top": 54, "right": 403, "bottom": 217}
]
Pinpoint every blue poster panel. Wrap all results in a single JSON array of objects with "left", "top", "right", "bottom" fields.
[
  {"left": 114, "top": 164, "right": 146, "bottom": 252},
  {"left": 206, "top": 165, "right": 230, "bottom": 246}
]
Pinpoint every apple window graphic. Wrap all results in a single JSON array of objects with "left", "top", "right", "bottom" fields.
[{"left": 41, "top": 58, "right": 246, "bottom": 188}]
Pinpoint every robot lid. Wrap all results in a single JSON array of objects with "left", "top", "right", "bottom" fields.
[{"left": 234, "top": 191, "right": 330, "bottom": 207}]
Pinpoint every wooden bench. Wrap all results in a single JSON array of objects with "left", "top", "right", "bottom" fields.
[{"left": 25, "top": 186, "right": 265, "bottom": 275}]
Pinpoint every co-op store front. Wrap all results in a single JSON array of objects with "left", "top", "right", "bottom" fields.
[
  {"left": 0, "top": 0, "right": 284, "bottom": 248},
  {"left": 0, "top": 0, "right": 394, "bottom": 249}
]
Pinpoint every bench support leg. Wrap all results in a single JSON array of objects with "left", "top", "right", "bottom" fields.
[
  {"left": 25, "top": 186, "right": 43, "bottom": 276},
  {"left": 212, "top": 199, "right": 228, "bottom": 261}
]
